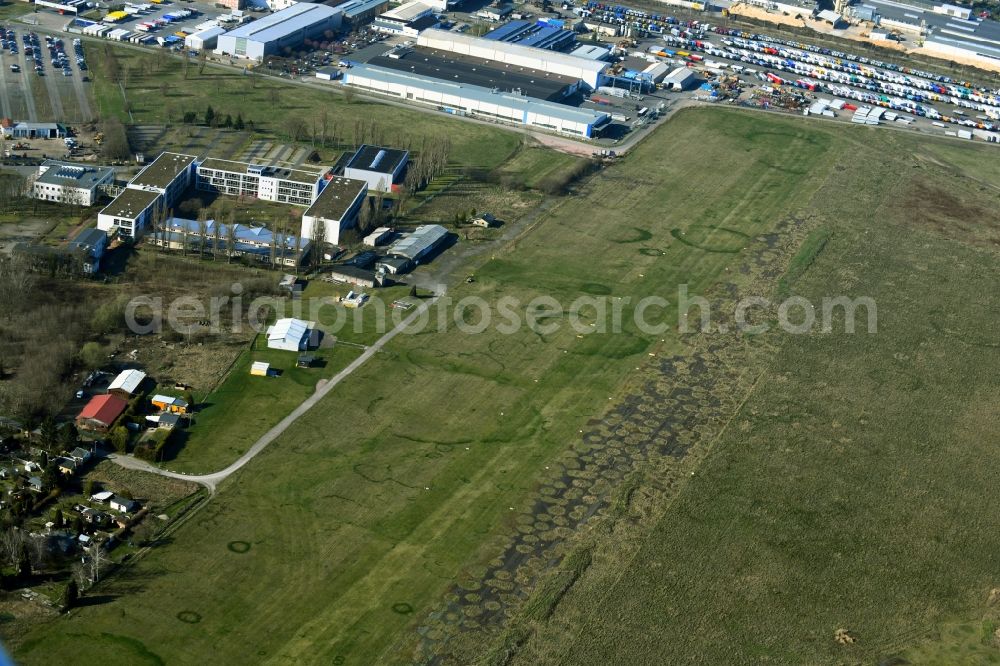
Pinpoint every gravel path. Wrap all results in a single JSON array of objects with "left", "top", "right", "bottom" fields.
[{"left": 109, "top": 293, "right": 442, "bottom": 493}]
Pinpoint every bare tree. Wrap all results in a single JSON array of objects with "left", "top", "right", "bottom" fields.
[
  {"left": 88, "top": 545, "right": 106, "bottom": 584},
  {"left": 0, "top": 529, "right": 26, "bottom": 569},
  {"left": 196, "top": 209, "right": 209, "bottom": 259},
  {"left": 197, "top": 49, "right": 208, "bottom": 76},
  {"left": 226, "top": 211, "right": 237, "bottom": 263}
]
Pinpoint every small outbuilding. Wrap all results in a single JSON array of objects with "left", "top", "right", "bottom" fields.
[{"left": 250, "top": 361, "right": 271, "bottom": 377}]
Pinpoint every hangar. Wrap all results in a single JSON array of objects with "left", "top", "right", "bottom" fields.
[{"left": 215, "top": 4, "right": 343, "bottom": 61}]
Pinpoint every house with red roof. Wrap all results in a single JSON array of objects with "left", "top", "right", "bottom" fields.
[{"left": 75, "top": 394, "right": 128, "bottom": 432}]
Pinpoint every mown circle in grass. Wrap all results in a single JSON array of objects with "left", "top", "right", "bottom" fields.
[
  {"left": 227, "top": 541, "right": 251, "bottom": 553},
  {"left": 612, "top": 227, "right": 653, "bottom": 244},
  {"left": 670, "top": 226, "right": 749, "bottom": 253},
  {"left": 177, "top": 611, "right": 202, "bottom": 624},
  {"left": 579, "top": 282, "right": 612, "bottom": 295},
  {"left": 392, "top": 602, "right": 414, "bottom": 615},
  {"left": 425, "top": 451, "right": 443, "bottom": 459}
]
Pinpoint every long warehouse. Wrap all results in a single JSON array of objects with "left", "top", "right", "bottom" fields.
[
  {"left": 215, "top": 4, "right": 343, "bottom": 60},
  {"left": 342, "top": 64, "right": 610, "bottom": 137},
  {"left": 416, "top": 28, "right": 608, "bottom": 89},
  {"left": 369, "top": 47, "right": 585, "bottom": 100}
]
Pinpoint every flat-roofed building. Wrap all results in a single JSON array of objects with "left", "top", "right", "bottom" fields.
[
  {"left": 196, "top": 158, "right": 327, "bottom": 206},
  {"left": 369, "top": 46, "right": 584, "bottom": 100},
  {"left": 343, "top": 145, "right": 408, "bottom": 193},
  {"left": 417, "top": 28, "right": 608, "bottom": 88},
  {"left": 96, "top": 187, "right": 163, "bottom": 238},
  {"left": 300, "top": 176, "right": 368, "bottom": 245},
  {"left": 372, "top": 0, "right": 438, "bottom": 36},
  {"left": 342, "top": 65, "right": 610, "bottom": 138},
  {"left": 97, "top": 152, "right": 196, "bottom": 238},
  {"left": 32, "top": 160, "right": 116, "bottom": 206},
  {"left": 338, "top": 0, "right": 389, "bottom": 27}
]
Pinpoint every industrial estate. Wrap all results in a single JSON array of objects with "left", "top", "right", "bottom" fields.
[{"left": 0, "top": 0, "right": 998, "bottom": 662}]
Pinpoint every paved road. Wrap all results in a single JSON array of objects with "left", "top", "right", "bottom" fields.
[
  {"left": 13, "top": 34, "right": 38, "bottom": 121},
  {"left": 0, "top": 53, "right": 14, "bottom": 119},
  {"left": 69, "top": 51, "right": 94, "bottom": 122},
  {"left": 41, "top": 60, "right": 66, "bottom": 122},
  {"left": 110, "top": 293, "right": 443, "bottom": 493}
]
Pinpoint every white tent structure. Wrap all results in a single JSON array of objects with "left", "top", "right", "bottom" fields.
[{"left": 266, "top": 318, "right": 312, "bottom": 351}]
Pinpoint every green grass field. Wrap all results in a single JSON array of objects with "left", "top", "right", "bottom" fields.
[
  {"left": 11, "top": 108, "right": 1000, "bottom": 665},
  {"left": 86, "top": 43, "right": 520, "bottom": 170}
]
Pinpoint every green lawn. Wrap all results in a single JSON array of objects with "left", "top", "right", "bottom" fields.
[
  {"left": 13, "top": 109, "right": 1000, "bottom": 666},
  {"left": 492, "top": 145, "right": 591, "bottom": 191},
  {"left": 164, "top": 283, "right": 415, "bottom": 472},
  {"left": 86, "top": 43, "right": 521, "bottom": 170}
]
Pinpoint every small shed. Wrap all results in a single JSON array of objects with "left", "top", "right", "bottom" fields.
[
  {"left": 250, "top": 361, "right": 270, "bottom": 377},
  {"left": 109, "top": 496, "right": 139, "bottom": 513},
  {"left": 297, "top": 354, "right": 316, "bottom": 368}
]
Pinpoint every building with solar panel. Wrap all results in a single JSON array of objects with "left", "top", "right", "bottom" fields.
[
  {"left": 31, "top": 160, "right": 116, "bottom": 206},
  {"left": 215, "top": 4, "right": 343, "bottom": 61}
]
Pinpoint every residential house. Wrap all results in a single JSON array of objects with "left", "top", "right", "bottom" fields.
[
  {"left": 56, "top": 457, "right": 79, "bottom": 475},
  {"left": 150, "top": 394, "right": 189, "bottom": 414},
  {"left": 109, "top": 496, "right": 139, "bottom": 513}
]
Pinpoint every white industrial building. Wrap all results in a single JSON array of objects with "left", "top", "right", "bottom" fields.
[
  {"left": 299, "top": 176, "right": 368, "bottom": 245},
  {"left": 32, "top": 161, "right": 116, "bottom": 206},
  {"left": 215, "top": 4, "right": 343, "bottom": 61},
  {"left": 342, "top": 65, "right": 610, "bottom": 138},
  {"left": 185, "top": 25, "right": 226, "bottom": 51},
  {"left": 663, "top": 66, "right": 697, "bottom": 91},
  {"left": 416, "top": 28, "right": 608, "bottom": 89},
  {"left": 372, "top": 0, "right": 439, "bottom": 36},
  {"left": 196, "top": 158, "right": 326, "bottom": 206},
  {"left": 343, "top": 145, "right": 409, "bottom": 193},
  {"left": 98, "top": 152, "right": 196, "bottom": 238}
]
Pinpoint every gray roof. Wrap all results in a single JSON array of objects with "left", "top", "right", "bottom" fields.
[
  {"left": 865, "top": 0, "right": 1000, "bottom": 56},
  {"left": 130, "top": 152, "right": 197, "bottom": 190},
  {"left": 303, "top": 176, "right": 367, "bottom": 221},
  {"left": 99, "top": 188, "right": 161, "bottom": 220},
  {"left": 388, "top": 224, "right": 449, "bottom": 260},
  {"left": 221, "top": 4, "right": 341, "bottom": 43},
  {"left": 369, "top": 46, "right": 578, "bottom": 101},
  {"left": 36, "top": 161, "right": 115, "bottom": 188},
  {"left": 340, "top": 0, "right": 387, "bottom": 18},
  {"left": 346, "top": 64, "right": 610, "bottom": 126},
  {"left": 68, "top": 228, "right": 107, "bottom": 254}
]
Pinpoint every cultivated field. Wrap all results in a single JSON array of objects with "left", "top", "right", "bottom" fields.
[{"left": 11, "top": 108, "right": 1000, "bottom": 666}]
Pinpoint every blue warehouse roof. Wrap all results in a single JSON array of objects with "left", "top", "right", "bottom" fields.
[{"left": 484, "top": 19, "right": 577, "bottom": 50}]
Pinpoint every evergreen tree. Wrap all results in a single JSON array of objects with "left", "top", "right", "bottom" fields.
[
  {"left": 204, "top": 105, "right": 215, "bottom": 127},
  {"left": 234, "top": 114, "right": 245, "bottom": 131},
  {"left": 62, "top": 579, "right": 79, "bottom": 611}
]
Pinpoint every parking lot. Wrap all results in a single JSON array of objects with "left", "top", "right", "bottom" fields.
[{"left": 0, "top": 24, "right": 93, "bottom": 123}]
